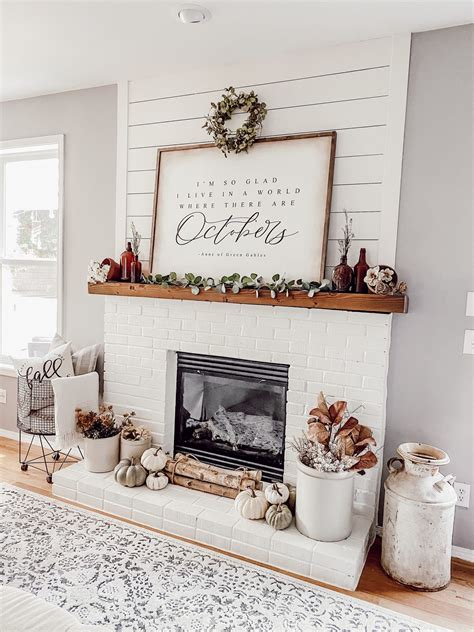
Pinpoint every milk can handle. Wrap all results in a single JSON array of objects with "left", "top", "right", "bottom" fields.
[
  {"left": 387, "top": 457, "right": 404, "bottom": 474},
  {"left": 434, "top": 474, "right": 456, "bottom": 492}
]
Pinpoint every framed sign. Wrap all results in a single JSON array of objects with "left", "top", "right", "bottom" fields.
[{"left": 150, "top": 131, "right": 336, "bottom": 281}]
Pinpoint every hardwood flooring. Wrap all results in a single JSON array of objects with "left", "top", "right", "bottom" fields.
[{"left": 1, "top": 435, "right": 473, "bottom": 631}]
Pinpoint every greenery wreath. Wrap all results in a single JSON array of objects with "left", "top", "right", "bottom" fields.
[{"left": 203, "top": 87, "right": 267, "bottom": 156}]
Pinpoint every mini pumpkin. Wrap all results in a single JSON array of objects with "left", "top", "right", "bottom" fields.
[
  {"left": 287, "top": 485, "right": 297, "bottom": 513},
  {"left": 264, "top": 482, "right": 290, "bottom": 505},
  {"left": 265, "top": 503, "right": 292, "bottom": 530},
  {"left": 114, "top": 457, "right": 147, "bottom": 488},
  {"left": 146, "top": 471, "right": 169, "bottom": 491},
  {"left": 234, "top": 488, "right": 268, "bottom": 520},
  {"left": 141, "top": 447, "right": 167, "bottom": 472}
]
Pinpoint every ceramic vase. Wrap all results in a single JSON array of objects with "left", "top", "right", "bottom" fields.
[
  {"left": 84, "top": 434, "right": 120, "bottom": 473},
  {"left": 120, "top": 435, "right": 151, "bottom": 461},
  {"left": 295, "top": 457, "right": 354, "bottom": 541},
  {"left": 381, "top": 443, "right": 457, "bottom": 590},
  {"left": 332, "top": 255, "right": 353, "bottom": 292}
]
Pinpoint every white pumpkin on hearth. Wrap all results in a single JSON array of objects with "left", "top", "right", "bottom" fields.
[
  {"left": 264, "top": 482, "right": 289, "bottom": 505},
  {"left": 234, "top": 488, "right": 268, "bottom": 520},
  {"left": 141, "top": 447, "right": 167, "bottom": 472},
  {"left": 146, "top": 471, "right": 169, "bottom": 491}
]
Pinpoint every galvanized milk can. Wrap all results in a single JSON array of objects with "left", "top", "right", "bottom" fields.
[{"left": 381, "top": 443, "right": 457, "bottom": 590}]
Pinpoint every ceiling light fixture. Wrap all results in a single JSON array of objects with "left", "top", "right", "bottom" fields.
[{"left": 177, "top": 5, "right": 210, "bottom": 24}]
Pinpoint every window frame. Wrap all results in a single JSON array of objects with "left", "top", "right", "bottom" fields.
[{"left": 0, "top": 134, "right": 64, "bottom": 369}]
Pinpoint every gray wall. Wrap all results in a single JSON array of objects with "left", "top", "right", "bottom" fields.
[
  {"left": 0, "top": 85, "right": 117, "bottom": 432},
  {"left": 384, "top": 25, "right": 474, "bottom": 550}
]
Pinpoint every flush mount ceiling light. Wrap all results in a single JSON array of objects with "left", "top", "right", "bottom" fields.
[{"left": 177, "top": 4, "right": 211, "bottom": 24}]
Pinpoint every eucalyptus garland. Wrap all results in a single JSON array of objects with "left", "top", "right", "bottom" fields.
[
  {"left": 142, "top": 272, "right": 330, "bottom": 298},
  {"left": 203, "top": 87, "right": 267, "bottom": 156}
]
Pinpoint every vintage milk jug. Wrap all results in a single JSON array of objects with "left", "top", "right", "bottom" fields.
[{"left": 381, "top": 443, "right": 457, "bottom": 590}]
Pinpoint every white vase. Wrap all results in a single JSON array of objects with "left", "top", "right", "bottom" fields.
[
  {"left": 295, "top": 457, "right": 355, "bottom": 542},
  {"left": 120, "top": 436, "right": 151, "bottom": 461},
  {"left": 84, "top": 434, "right": 120, "bottom": 473}
]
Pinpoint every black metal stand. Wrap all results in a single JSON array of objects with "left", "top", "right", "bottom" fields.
[{"left": 18, "top": 428, "right": 83, "bottom": 484}]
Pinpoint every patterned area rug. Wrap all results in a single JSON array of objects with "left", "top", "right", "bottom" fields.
[{"left": 0, "top": 484, "right": 445, "bottom": 632}]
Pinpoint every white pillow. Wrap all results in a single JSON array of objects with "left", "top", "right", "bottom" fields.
[
  {"left": 51, "top": 372, "right": 99, "bottom": 451},
  {"left": 49, "top": 333, "right": 101, "bottom": 376},
  {"left": 12, "top": 342, "right": 75, "bottom": 387}
]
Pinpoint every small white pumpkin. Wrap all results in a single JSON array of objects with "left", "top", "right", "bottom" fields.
[
  {"left": 234, "top": 488, "right": 268, "bottom": 520},
  {"left": 265, "top": 503, "right": 292, "bottom": 530},
  {"left": 141, "top": 447, "right": 167, "bottom": 472},
  {"left": 146, "top": 471, "right": 169, "bottom": 491},
  {"left": 264, "top": 482, "right": 290, "bottom": 505},
  {"left": 287, "top": 485, "right": 297, "bottom": 513}
]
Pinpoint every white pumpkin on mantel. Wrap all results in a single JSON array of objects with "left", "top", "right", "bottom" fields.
[
  {"left": 264, "top": 482, "right": 290, "bottom": 505},
  {"left": 141, "top": 447, "right": 167, "bottom": 472},
  {"left": 234, "top": 488, "right": 268, "bottom": 520}
]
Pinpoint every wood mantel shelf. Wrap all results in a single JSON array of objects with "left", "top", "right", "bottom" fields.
[{"left": 88, "top": 282, "right": 408, "bottom": 314}]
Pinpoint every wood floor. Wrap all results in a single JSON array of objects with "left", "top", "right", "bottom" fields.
[{"left": 1, "top": 435, "right": 473, "bottom": 631}]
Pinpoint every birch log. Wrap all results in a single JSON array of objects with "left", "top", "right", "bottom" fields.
[
  {"left": 165, "top": 473, "right": 242, "bottom": 499},
  {"left": 165, "top": 454, "right": 262, "bottom": 492}
]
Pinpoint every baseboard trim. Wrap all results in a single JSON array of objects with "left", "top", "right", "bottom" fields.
[{"left": 375, "top": 525, "right": 473, "bottom": 563}]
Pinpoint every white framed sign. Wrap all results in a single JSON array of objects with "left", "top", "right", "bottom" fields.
[{"left": 150, "top": 132, "right": 336, "bottom": 281}]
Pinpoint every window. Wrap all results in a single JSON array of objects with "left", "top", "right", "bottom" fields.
[{"left": 0, "top": 136, "right": 63, "bottom": 362}]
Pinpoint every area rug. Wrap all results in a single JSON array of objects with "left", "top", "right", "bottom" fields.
[{"left": 0, "top": 484, "right": 446, "bottom": 632}]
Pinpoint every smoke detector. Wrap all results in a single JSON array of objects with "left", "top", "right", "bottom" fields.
[{"left": 177, "top": 5, "right": 211, "bottom": 24}]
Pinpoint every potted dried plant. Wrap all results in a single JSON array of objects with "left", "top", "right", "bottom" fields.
[
  {"left": 332, "top": 210, "right": 354, "bottom": 292},
  {"left": 120, "top": 413, "right": 151, "bottom": 461},
  {"left": 292, "top": 392, "right": 377, "bottom": 542},
  {"left": 76, "top": 405, "right": 126, "bottom": 472}
]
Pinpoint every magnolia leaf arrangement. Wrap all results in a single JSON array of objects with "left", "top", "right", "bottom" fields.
[
  {"left": 292, "top": 392, "right": 378, "bottom": 474},
  {"left": 143, "top": 271, "right": 331, "bottom": 298},
  {"left": 203, "top": 87, "right": 267, "bottom": 156}
]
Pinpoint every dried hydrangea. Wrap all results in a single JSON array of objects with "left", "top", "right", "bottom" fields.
[{"left": 88, "top": 260, "right": 110, "bottom": 284}]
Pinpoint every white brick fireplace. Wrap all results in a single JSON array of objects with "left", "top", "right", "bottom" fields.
[
  {"left": 102, "top": 296, "right": 390, "bottom": 521},
  {"left": 54, "top": 295, "right": 391, "bottom": 590}
]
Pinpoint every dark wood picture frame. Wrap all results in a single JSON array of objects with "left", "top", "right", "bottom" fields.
[{"left": 149, "top": 131, "right": 337, "bottom": 281}]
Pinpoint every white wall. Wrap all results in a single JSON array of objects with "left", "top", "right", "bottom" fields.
[
  {"left": 115, "top": 36, "right": 410, "bottom": 278},
  {"left": 385, "top": 24, "right": 474, "bottom": 551},
  {"left": 0, "top": 85, "right": 117, "bottom": 432}
]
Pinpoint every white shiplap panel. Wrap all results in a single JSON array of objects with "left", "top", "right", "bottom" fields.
[
  {"left": 127, "top": 154, "right": 383, "bottom": 194},
  {"left": 129, "top": 37, "right": 391, "bottom": 102},
  {"left": 129, "top": 67, "right": 389, "bottom": 125},
  {"left": 127, "top": 216, "right": 153, "bottom": 237},
  {"left": 127, "top": 126, "right": 386, "bottom": 171},
  {"left": 128, "top": 97, "right": 388, "bottom": 148},
  {"left": 328, "top": 211, "right": 380, "bottom": 241},
  {"left": 331, "top": 184, "right": 382, "bottom": 211},
  {"left": 127, "top": 193, "right": 154, "bottom": 216}
]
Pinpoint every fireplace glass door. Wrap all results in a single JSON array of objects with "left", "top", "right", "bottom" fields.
[{"left": 174, "top": 353, "right": 289, "bottom": 480}]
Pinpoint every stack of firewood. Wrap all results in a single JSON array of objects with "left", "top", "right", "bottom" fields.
[{"left": 164, "top": 453, "right": 263, "bottom": 499}]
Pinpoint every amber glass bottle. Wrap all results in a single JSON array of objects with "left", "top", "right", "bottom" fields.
[
  {"left": 120, "top": 242, "right": 134, "bottom": 282},
  {"left": 130, "top": 255, "right": 142, "bottom": 284},
  {"left": 353, "top": 248, "right": 369, "bottom": 293}
]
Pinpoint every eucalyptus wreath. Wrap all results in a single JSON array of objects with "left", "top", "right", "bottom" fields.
[{"left": 203, "top": 87, "right": 267, "bottom": 156}]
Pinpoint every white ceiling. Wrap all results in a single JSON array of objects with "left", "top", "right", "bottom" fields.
[{"left": 0, "top": 0, "right": 472, "bottom": 102}]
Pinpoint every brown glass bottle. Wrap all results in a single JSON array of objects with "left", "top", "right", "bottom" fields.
[
  {"left": 353, "top": 248, "right": 369, "bottom": 293},
  {"left": 130, "top": 255, "right": 142, "bottom": 284},
  {"left": 332, "top": 255, "right": 353, "bottom": 292},
  {"left": 120, "top": 242, "right": 134, "bottom": 282}
]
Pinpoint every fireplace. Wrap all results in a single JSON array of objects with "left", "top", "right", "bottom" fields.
[{"left": 174, "top": 353, "right": 289, "bottom": 481}]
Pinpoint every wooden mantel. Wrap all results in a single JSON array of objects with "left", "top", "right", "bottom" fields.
[{"left": 88, "top": 283, "right": 408, "bottom": 314}]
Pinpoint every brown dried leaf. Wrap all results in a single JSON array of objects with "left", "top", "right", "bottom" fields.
[
  {"left": 308, "top": 407, "right": 332, "bottom": 426},
  {"left": 336, "top": 416, "right": 359, "bottom": 438},
  {"left": 317, "top": 391, "right": 330, "bottom": 417},
  {"left": 357, "top": 425, "right": 374, "bottom": 441},
  {"left": 351, "top": 450, "right": 378, "bottom": 471},
  {"left": 329, "top": 401, "right": 347, "bottom": 424},
  {"left": 307, "top": 421, "right": 330, "bottom": 445}
]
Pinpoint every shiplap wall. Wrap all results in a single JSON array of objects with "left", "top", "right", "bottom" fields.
[{"left": 118, "top": 36, "right": 410, "bottom": 277}]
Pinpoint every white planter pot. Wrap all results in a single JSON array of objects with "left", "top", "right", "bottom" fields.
[
  {"left": 84, "top": 434, "right": 120, "bottom": 473},
  {"left": 120, "top": 436, "right": 151, "bottom": 461},
  {"left": 295, "top": 457, "right": 355, "bottom": 542}
]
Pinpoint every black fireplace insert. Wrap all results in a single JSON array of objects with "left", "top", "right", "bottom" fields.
[{"left": 174, "top": 353, "right": 289, "bottom": 481}]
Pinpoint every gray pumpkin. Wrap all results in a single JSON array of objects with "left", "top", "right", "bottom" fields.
[
  {"left": 114, "top": 457, "right": 147, "bottom": 487},
  {"left": 265, "top": 503, "right": 292, "bottom": 530}
]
